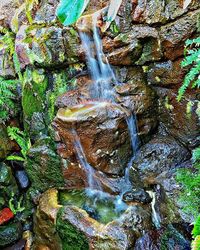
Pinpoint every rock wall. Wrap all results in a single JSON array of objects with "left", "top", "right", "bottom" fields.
[{"left": 0, "top": 0, "right": 199, "bottom": 248}]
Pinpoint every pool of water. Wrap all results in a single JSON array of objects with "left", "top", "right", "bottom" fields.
[{"left": 59, "top": 188, "right": 128, "bottom": 224}]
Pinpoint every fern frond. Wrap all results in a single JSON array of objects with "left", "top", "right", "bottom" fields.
[{"left": 177, "top": 64, "right": 200, "bottom": 101}]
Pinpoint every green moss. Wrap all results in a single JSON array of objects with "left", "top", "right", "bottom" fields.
[
  {"left": 25, "top": 137, "right": 65, "bottom": 193},
  {"left": 0, "top": 223, "right": 22, "bottom": 247},
  {"left": 56, "top": 207, "right": 89, "bottom": 250}
]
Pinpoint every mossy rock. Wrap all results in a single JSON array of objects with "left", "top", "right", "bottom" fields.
[
  {"left": 25, "top": 137, "right": 65, "bottom": 193},
  {"left": 56, "top": 207, "right": 89, "bottom": 250},
  {"left": 0, "top": 222, "right": 22, "bottom": 247}
]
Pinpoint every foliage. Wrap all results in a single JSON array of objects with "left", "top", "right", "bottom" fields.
[
  {"left": 56, "top": 0, "right": 122, "bottom": 31},
  {"left": 177, "top": 37, "right": 200, "bottom": 102},
  {"left": 176, "top": 147, "right": 200, "bottom": 218},
  {"left": 9, "top": 192, "right": 25, "bottom": 215},
  {"left": 11, "top": 0, "right": 39, "bottom": 33},
  {"left": 0, "top": 77, "right": 19, "bottom": 123},
  {"left": 56, "top": 0, "right": 90, "bottom": 26},
  {"left": 7, "top": 126, "right": 31, "bottom": 161}
]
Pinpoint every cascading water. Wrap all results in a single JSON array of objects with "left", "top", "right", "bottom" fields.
[
  {"left": 80, "top": 15, "right": 116, "bottom": 100},
  {"left": 71, "top": 15, "right": 139, "bottom": 212},
  {"left": 71, "top": 129, "right": 101, "bottom": 190}
]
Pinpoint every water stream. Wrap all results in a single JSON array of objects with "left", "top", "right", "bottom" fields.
[{"left": 70, "top": 16, "right": 140, "bottom": 213}]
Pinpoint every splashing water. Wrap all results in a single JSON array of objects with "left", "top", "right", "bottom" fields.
[
  {"left": 147, "top": 190, "right": 161, "bottom": 229},
  {"left": 80, "top": 16, "right": 116, "bottom": 100},
  {"left": 71, "top": 129, "right": 101, "bottom": 190}
]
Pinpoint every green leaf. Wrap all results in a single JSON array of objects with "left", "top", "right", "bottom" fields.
[
  {"left": 56, "top": 0, "right": 90, "bottom": 26},
  {"left": 6, "top": 155, "right": 25, "bottom": 162}
]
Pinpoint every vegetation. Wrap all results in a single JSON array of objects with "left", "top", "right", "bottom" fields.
[
  {"left": 177, "top": 37, "right": 200, "bottom": 250},
  {"left": 6, "top": 126, "right": 31, "bottom": 162},
  {"left": 0, "top": 78, "right": 19, "bottom": 123},
  {"left": 177, "top": 37, "right": 200, "bottom": 101},
  {"left": 56, "top": 0, "right": 123, "bottom": 31}
]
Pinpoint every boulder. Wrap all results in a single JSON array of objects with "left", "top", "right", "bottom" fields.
[
  {"left": 131, "top": 135, "right": 190, "bottom": 184},
  {"left": 159, "top": 9, "right": 200, "bottom": 60},
  {"left": 134, "top": 224, "right": 190, "bottom": 250},
  {"left": 123, "top": 188, "right": 152, "bottom": 204},
  {"left": 156, "top": 88, "right": 200, "bottom": 148},
  {"left": 25, "top": 137, "right": 65, "bottom": 194},
  {"left": 33, "top": 189, "right": 62, "bottom": 250},
  {"left": 0, "top": 222, "right": 23, "bottom": 248},
  {"left": 53, "top": 101, "right": 132, "bottom": 175},
  {"left": 147, "top": 59, "right": 185, "bottom": 87}
]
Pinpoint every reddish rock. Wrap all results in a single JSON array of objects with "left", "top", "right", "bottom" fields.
[
  {"left": 147, "top": 59, "right": 185, "bottom": 87},
  {"left": 0, "top": 208, "right": 14, "bottom": 225},
  {"left": 159, "top": 9, "right": 200, "bottom": 60},
  {"left": 53, "top": 101, "right": 132, "bottom": 176},
  {"left": 156, "top": 88, "right": 200, "bottom": 148}
]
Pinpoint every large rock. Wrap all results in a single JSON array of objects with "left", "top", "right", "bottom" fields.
[
  {"left": 156, "top": 88, "right": 200, "bottom": 148},
  {"left": 33, "top": 189, "right": 62, "bottom": 250},
  {"left": 53, "top": 101, "right": 132, "bottom": 176},
  {"left": 131, "top": 135, "right": 190, "bottom": 184},
  {"left": 33, "top": 189, "right": 152, "bottom": 250},
  {"left": 159, "top": 9, "right": 200, "bottom": 60},
  {"left": 147, "top": 59, "right": 185, "bottom": 87},
  {"left": 132, "top": 0, "right": 200, "bottom": 25},
  {"left": 134, "top": 224, "right": 190, "bottom": 250},
  {"left": 16, "top": 25, "right": 80, "bottom": 68},
  {"left": 25, "top": 137, "right": 65, "bottom": 194}
]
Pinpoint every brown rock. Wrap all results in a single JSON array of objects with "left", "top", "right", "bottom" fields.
[
  {"left": 33, "top": 189, "right": 62, "bottom": 250},
  {"left": 159, "top": 9, "right": 200, "bottom": 60},
  {"left": 53, "top": 101, "right": 132, "bottom": 175},
  {"left": 156, "top": 88, "right": 200, "bottom": 148},
  {"left": 147, "top": 59, "right": 185, "bottom": 87}
]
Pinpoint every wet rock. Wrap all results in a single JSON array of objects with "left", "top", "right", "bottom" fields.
[
  {"left": 33, "top": 189, "right": 62, "bottom": 250},
  {"left": 132, "top": 0, "right": 168, "bottom": 24},
  {"left": 107, "top": 39, "right": 142, "bottom": 65},
  {"left": 131, "top": 135, "right": 190, "bottom": 184},
  {"left": 0, "top": 0, "right": 19, "bottom": 28},
  {"left": 82, "top": 204, "right": 100, "bottom": 221},
  {"left": 0, "top": 208, "right": 14, "bottom": 225},
  {"left": 118, "top": 205, "right": 153, "bottom": 237},
  {"left": 0, "top": 163, "right": 13, "bottom": 185},
  {"left": 57, "top": 205, "right": 132, "bottom": 250},
  {"left": 25, "top": 137, "right": 65, "bottom": 193},
  {"left": 123, "top": 188, "right": 152, "bottom": 204},
  {"left": 3, "top": 239, "right": 26, "bottom": 250},
  {"left": 147, "top": 59, "right": 185, "bottom": 87},
  {"left": 54, "top": 101, "right": 132, "bottom": 175},
  {"left": 15, "top": 170, "right": 30, "bottom": 190},
  {"left": 16, "top": 25, "right": 80, "bottom": 68},
  {"left": 160, "top": 10, "right": 200, "bottom": 60},
  {"left": 34, "top": 0, "right": 59, "bottom": 24},
  {"left": 136, "top": 38, "right": 163, "bottom": 65},
  {"left": 132, "top": 0, "right": 200, "bottom": 25},
  {"left": 156, "top": 88, "right": 200, "bottom": 148},
  {"left": 134, "top": 224, "right": 190, "bottom": 250},
  {"left": 115, "top": 80, "right": 158, "bottom": 138},
  {"left": 0, "top": 222, "right": 23, "bottom": 248}
]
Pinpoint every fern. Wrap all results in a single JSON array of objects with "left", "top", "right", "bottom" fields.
[
  {"left": 192, "top": 216, "right": 200, "bottom": 250},
  {"left": 0, "top": 77, "right": 19, "bottom": 123},
  {"left": 177, "top": 38, "right": 200, "bottom": 101},
  {"left": 7, "top": 126, "right": 31, "bottom": 161}
]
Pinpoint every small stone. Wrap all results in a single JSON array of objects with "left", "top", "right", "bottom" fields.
[
  {"left": 0, "top": 222, "right": 23, "bottom": 248},
  {"left": 15, "top": 170, "right": 30, "bottom": 190},
  {"left": 0, "top": 208, "right": 14, "bottom": 225}
]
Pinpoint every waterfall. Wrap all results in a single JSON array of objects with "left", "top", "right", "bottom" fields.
[
  {"left": 79, "top": 16, "right": 116, "bottom": 100},
  {"left": 147, "top": 190, "right": 161, "bottom": 229},
  {"left": 74, "top": 15, "right": 139, "bottom": 199},
  {"left": 71, "top": 129, "right": 101, "bottom": 190}
]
